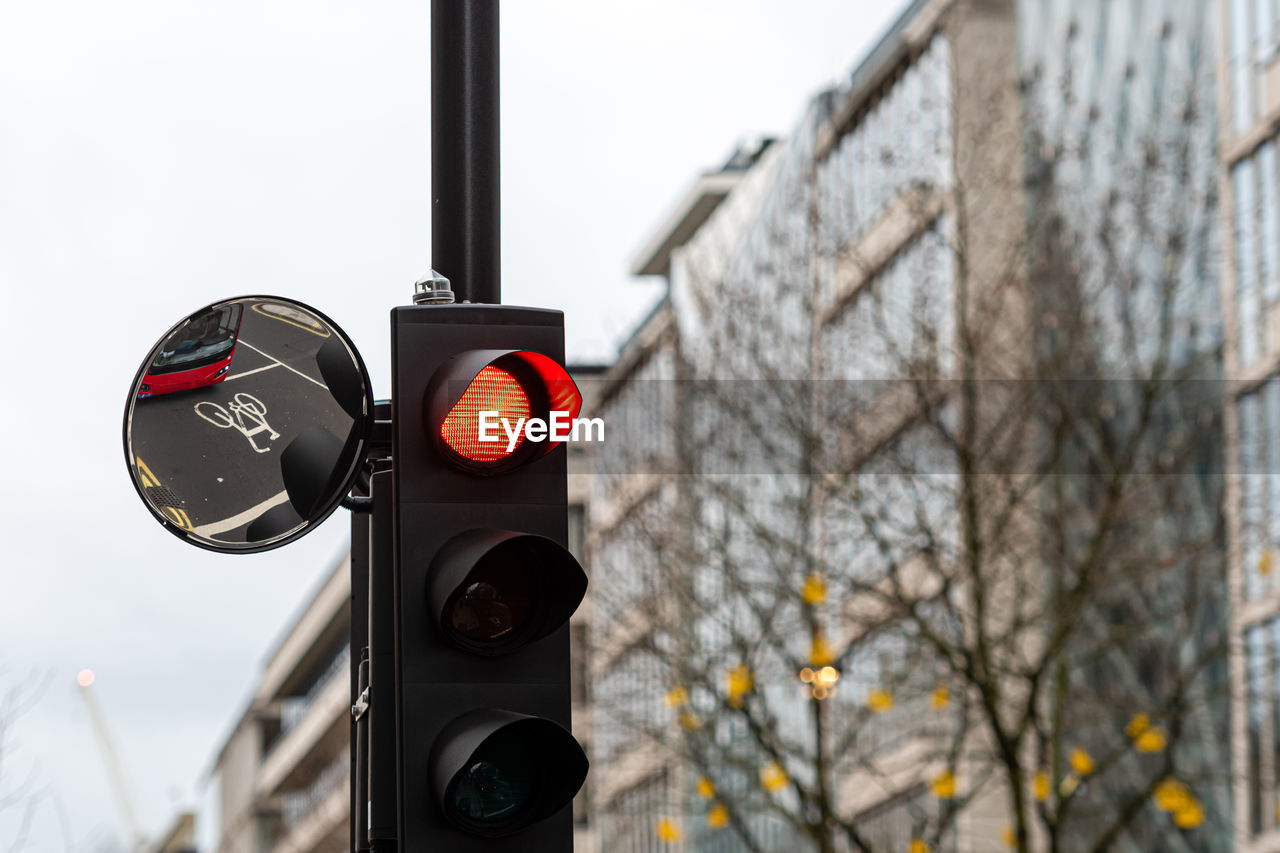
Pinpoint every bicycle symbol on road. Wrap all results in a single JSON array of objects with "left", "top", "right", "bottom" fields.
[{"left": 194, "top": 393, "right": 281, "bottom": 453}]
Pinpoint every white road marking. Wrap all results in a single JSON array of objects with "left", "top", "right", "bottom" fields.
[
  {"left": 194, "top": 393, "right": 281, "bottom": 454},
  {"left": 236, "top": 339, "right": 328, "bottom": 390},
  {"left": 192, "top": 490, "right": 293, "bottom": 537},
  {"left": 224, "top": 363, "right": 280, "bottom": 382}
]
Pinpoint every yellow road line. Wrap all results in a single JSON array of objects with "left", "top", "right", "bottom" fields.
[
  {"left": 136, "top": 456, "right": 193, "bottom": 530},
  {"left": 250, "top": 302, "right": 331, "bottom": 337},
  {"left": 136, "top": 456, "right": 160, "bottom": 488},
  {"left": 165, "top": 507, "right": 194, "bottom": 530}
]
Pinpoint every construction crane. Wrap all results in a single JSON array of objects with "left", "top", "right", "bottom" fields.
[{"left": 76, "top": 669, "right": 146, "bottom": 853}]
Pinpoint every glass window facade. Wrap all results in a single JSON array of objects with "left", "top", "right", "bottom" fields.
[
  {"left": 1234, "top": 0, "right": 1257, "bottom": 134},
  {"left": 592, "top": 0, "right": 1227, "bottom": 848},
  {"left": 1222, "top": 0, "right": 1280, "bottom": 838},
  {"left": 1261, "top": 142, "right": 1279, "bottom": 303},
  {"left": 1244, "top": 617, "right": 1280, "bottom": 835},
  {"left": 818, "top": 216, "right": 954, "bottom": 382},
  {"left": 856, "top": 785, "right": 956, "bottom": 853},
  {"left": 1240, "top": 382, "right": 1280, "bottom": 603},
  {"left": 1238, "top": 158, "right": 1263, "bottom": 369},
  {"left": 1020, "top": 1, "right": 1229, "bottom": 848},
  {"left": 1232, "top": 142, "right": 1280, "bottom": 368},
  {"left": 815, "top": 32, "right": 952, "bottom": 262}
]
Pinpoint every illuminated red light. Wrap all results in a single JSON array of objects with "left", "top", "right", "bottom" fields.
[{"left": 441, "top": 366, "right": 532, "bottom": 462}]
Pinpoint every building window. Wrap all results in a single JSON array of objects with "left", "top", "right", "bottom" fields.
[
  {"left": 601, "top": 770, "right": 670, "bottom": 853},
  {"left": 570, "top": 622, "right": 591, "bottom": 706},
  {"left": 1236, "top": 158, "right": 1262, "bottom": 369},
  {"left": 1240, "top": 380, "right": 1280, "bottom": 603},
  {"left": 568, "top": 502, "right": 586, "bottom": 561},
  {"left": 1245, "top": 617, "right": 1280, "bottom": 836},
  {"left": 856, "top": 784, "right": 956, "bottom": 852},
  {"left": 1261, "top": 142, "right": 1279, "bottom": 305},
  {"left": 573, "top": 738, "right": 591, "bottom": 827},
  {"left": 1257, "top": 0, "right": 1280, "bottom": 67},
  {"left": 1233, "top": 0, "right": 1257, "bottom": 134},
  {"left": 1243, "top": 392, "right": 1267, "bottom": 602}
]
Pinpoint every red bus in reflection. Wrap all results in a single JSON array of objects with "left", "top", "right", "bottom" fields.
[{"left": 138, "top": 303, "right": 244, "bottom": 398}]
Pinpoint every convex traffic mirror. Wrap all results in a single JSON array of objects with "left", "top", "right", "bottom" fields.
[{"left": 123, "top": 296, "right": 373, "bottom": 553}]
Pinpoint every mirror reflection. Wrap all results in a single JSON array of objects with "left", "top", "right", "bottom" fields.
[{"left": 124, "top": 297, "right": 371, "bottom": 552}]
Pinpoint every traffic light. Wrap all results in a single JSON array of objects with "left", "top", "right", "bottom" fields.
[{"left": 391, "top": 303, "right": 589, "bottom": 849}]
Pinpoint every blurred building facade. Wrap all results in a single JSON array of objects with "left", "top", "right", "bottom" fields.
[
  {"left": 146, "top": 812, "right": 198, "bottom": 853},
  {"left": 589, "top": 0, "right": 1225, "bottom": 850},
  {"left": 207, "top": 557, "right": 351, "bottom": 853},
  {"left": 1220, "top": 0, "right": 1280, "bottom": 848}
]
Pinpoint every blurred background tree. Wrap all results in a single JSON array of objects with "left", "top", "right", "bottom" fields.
[{"left": 587, "top": 3, "right": 1226, "bottom": 849}]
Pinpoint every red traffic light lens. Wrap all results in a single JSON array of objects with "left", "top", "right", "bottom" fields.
[
  {"left": 441, "top": 366, "right": 532, "bottom": 463},
  {"left": 427, "top": 349, "right": 582, "bottom": 473}
]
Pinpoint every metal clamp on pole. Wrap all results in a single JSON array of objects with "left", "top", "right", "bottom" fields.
[{"left": 351, "top": 685, "right": 371, "bottom": 722}]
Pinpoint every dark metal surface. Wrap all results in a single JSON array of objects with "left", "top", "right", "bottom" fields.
[
  {"left": 432, "top": 0, "right": 500, "bottom": 304},
  {"left": 369, "top": 469, "right": 400, "bottom": 845},
  {"left": 351, "top": 476, "right": 371, "bottom": 853}
]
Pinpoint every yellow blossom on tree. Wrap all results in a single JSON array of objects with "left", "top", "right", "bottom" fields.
[
  {"left": 678, "top": 710, "right": 700, "bottom": 731},
  {"left": 1069, "top": 748, "right": 1095, "bottom": 776},
  {"left": 656, "top": 818, "right": 682, "bottom": 842},
  {"left": 696, "top": 776, "right": 716, "bottom": 799},
  {"left": 930, "top": 768, "right": 957, "bottom": 799},
  {"left": 931, "top": 684, "right": 950, "bottom": 710},
  {"left": 867, "top": 687, "right": 894, "bottom": 713},
  {"left": 801, "top": 573, "right": 827, "bottom": 605},
  {"left": 1262, "top": 550, "right": 1274, "bottom": 576},
  {"left": 727, "top": 664, "right": 754, "bottom": 705},
  {"left": 1125, "top": 713, "right": 1151, "bottom": 738},
  {"left": 760, "top": 761, "right": 789, "bottom": 792},
  {"left": 1154, "top": 778, "right": 1192, "bottom": 812},
  {"left": 707, "top": 802, "right": 729, "bottom": 829},
  {"left": 1001, "top": 826, "right": 1017, "bottom": 848},
  {"left": 810, "top": 634, "right": 836, "bottom": 667},
  {"left": 1135, "top": 727, "right": 1168, "bottom": 753},
  {"left": 909, "top": 840, "right": 931, "bottom": 853},
  {"left": 1173, "top": 798, "right": 1205, "bottom": 829},
  {"left": 1125, "top": 712, "right": 1167, "bottom": 752},
  {"left": 1033, "top": 770, "right": 1050, "bottom": 802},
  {"left": 664, "top": 686, "right": 689, "bottom": 708}
]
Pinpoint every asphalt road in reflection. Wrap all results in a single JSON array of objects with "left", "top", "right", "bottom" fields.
[{"left": 129, "top": 300, "right": 356, "bottom": 545}]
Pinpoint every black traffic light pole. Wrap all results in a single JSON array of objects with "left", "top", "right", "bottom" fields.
[
  {"left": 356, "top": 5, "right": 511, "bottom": 851},
  {"left": 432, "top": 0, "right": 500, "bottom": 305},
  {"left": 387, "top": 5, "right": 587, "bottom": 848},
  {"left": 360, "top": 4, "right": 584, "bottom": 850}
]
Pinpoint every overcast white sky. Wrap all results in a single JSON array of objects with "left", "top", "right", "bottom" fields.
[{"left": 0, "top": 2, "right": 906, "bottom": 849}]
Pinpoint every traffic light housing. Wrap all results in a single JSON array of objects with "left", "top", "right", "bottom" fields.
[{"left": 391, "top": 303, "right": 588, "bottom": 849}]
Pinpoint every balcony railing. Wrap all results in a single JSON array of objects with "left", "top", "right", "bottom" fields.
[
  {"left": 281, "top": 755, "right": 349, "bottom": 830},
  {"left": 279, "top": 647, "right": 350, "bottom": 736}
]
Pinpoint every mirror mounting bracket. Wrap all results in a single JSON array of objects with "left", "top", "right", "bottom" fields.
[
  {"left": 343, "top": 494, "right": 374, "bottom": 512},
  {"left": 344, "top": 403, "right": 393, "bottom": 514}
]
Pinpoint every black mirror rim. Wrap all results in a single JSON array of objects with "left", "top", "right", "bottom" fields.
[{"left": 122, "top": 294, "right": 374, "bottom": 555}]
